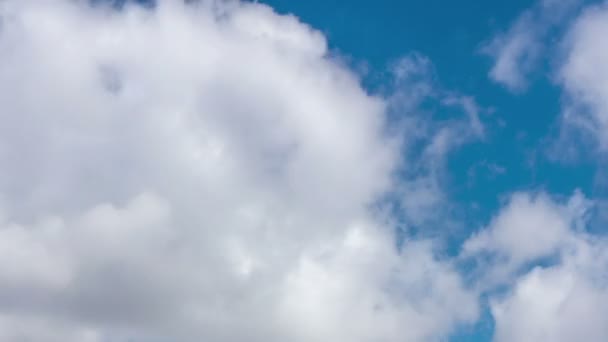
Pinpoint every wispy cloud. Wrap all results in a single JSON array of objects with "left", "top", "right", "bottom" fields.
[{"left": 482, "top": 0, "right": 583, "bottom": 91}]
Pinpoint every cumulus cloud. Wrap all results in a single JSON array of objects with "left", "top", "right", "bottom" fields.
[
  {"left": 463, "top": 191, "right": 589, "bottom": 287},
  {"left": 12, "top": 1, "right": 608, "bottom": 341},
  {"left": 461, "top": 189, "right": 608, "bottom": 342},
  {"left": 0, "top": 1, "right": 480, "bottom": 341},
  {"left": 476, "top": 2, "right": 608, "bottom": 336},
  {"left": 492, "top": 246, "right": 608, "bottom": 342}
]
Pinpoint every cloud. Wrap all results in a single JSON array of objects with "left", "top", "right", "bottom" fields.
[
  {"left": 483, "top": 0, "right": 582, "bottom": 91},
  {"left": 476, "top": 3, "right": 608, "bottom": 339},
  {"left": 463, "top": 191, "right": 589, "bottom": 287},
  {"left": 15, "top": 1, "right": 608, "bottom": 341},
  {"left": 492, "top": 246, "right": 608, "bottom": 342},
  {"left": 386, "top": 55, "right": 486, "bottom": 230},
  {"left": 462, "top": 189, "right": 608, "bottom": 342},
  {"left": 559, "top": 2, "right": 608, "bottom": 150},
  {"left": 0, "top": 1, "right": 479, "bottom": 341}
]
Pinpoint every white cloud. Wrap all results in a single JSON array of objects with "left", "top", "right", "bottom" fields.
[
  {"left": 464, "top": 192, "right": 584, "bottom": 262},
  {"left": 483, "top": 0, "right": 581, "bottom": 91},
  {"left": 492, "top": 249, "right": 608, "bottom": 342},
  {"left": 463, "top": 191, "right": 589, "bottom": 287},
  {"left": 490, "top": 232, "right": 608, "bottom": 342},
  {"left": 483, "top": 14, "right": 542, "bottom": 91},
  {"left": 475, "top": 2, "right": 608, "bottom": 339},
  {"left": 462, "top": 190, "right": 608, "bottom": 342},
  {"left": 5, "top": 2, "right": 608, "bottom": 341},
  {"left": 0, "top": 1, "right": 478, "bottom": 341},
  {"left": 387, "top": 55, "right": 486, "bottom": 230},
  {"left": 559, "top": 2, "right": 608, "bottom": 150},
  {"left": 443, "top": 96, "right": 485, "bottom": 139}
]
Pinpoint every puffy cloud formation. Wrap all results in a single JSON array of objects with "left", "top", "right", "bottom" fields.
[
  {"left": 478, "top": 1, "right": 608, "bottom": 340},
  {"left": 496, "top": 5, "right": 608, "bottom": 340},
  {"left": 0, "top": 1, "right": 480, "bottom": 341},
  {"left": 463, "top": 191, "right": 589, "bottom": 287},
  {"left": 492, "top": 245, "right": 608, "bottom": 342},
  {"left": 6, "top": 1, "right": 608, "bottom": 341},
  {"left": 465, "top": 191, "right": 608, "bottom": 342}
]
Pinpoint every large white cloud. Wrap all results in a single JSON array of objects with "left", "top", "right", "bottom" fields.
[{"left": 0, "top": 1, "right": 479, "bottom": 341}]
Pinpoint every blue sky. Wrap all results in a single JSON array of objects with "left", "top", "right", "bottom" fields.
[{"left": 2, "top": 0, "right": 608, "bottom": 341}]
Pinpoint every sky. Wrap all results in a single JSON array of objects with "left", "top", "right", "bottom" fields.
[{"left": 1, "top": 0, "right": 608, "bottom": 341}]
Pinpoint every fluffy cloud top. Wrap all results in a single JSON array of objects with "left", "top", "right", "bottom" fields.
[
  {"left": 0, "top": 1, "right": 478, "bottom": 341},
  {"left": 479, "top": 193, "right": 608, "bottom": 342}
]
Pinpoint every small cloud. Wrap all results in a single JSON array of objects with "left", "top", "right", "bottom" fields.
[{"left": 482, "top": 0, "right": 583, "bottom": 91}]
